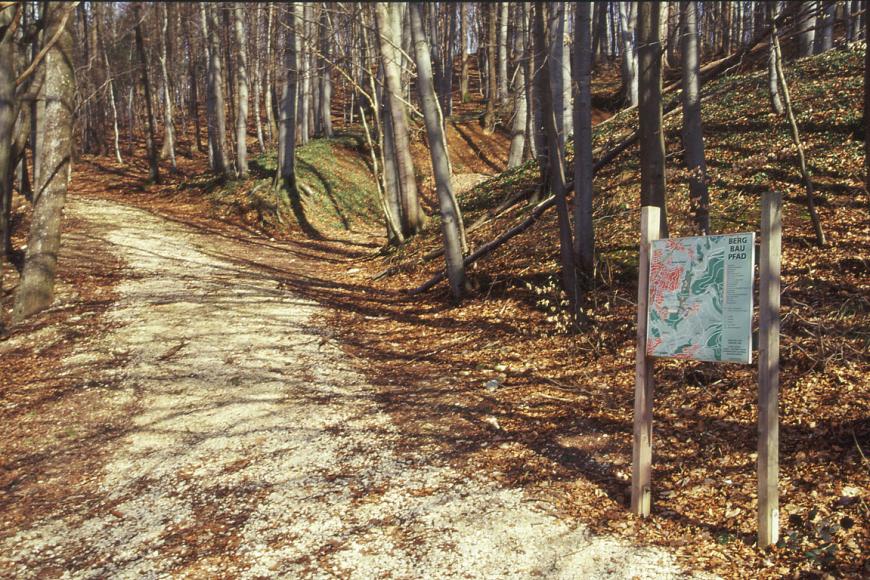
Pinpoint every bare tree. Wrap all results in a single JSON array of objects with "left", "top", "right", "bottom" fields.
[
  {"left": 234, "top": 2, "right": 249, "bottom": 176},
  {"left": 768, "top": 2, "right": 784, "bottom": 114},
  {"left": 680, "top": 1, "right": 710, "bottom": 235},
  {"left": 94, "top": 2, "right": 123, "bottom": 164},
  {"left": 550, "top": 2, "right": 572, "bottom": 145},
  {"left": 799, "top": 1, "right": 817, "bottom": 57},
  {"left": 508, "top": 2, "right": 528, "bottom": 169},
  {"left": 375, "top": 2, "right": 423, "bottom": 236},
  {"left": 497, "top": 2, "right": 509, "bottom": 104},
  {"left": 409, "top": 3, "right": 466, "bottom": 299},
  {"left": 0, "top": 2, "right": 15, "bottom": 308},
  {"left": 483, "top": 3, "right": 498, "bottom": 132},
  {"left": 619, "top": 1, "right": 639, "bottom": 106},
  {"left": 203, "top": 3, "right": 232, "bottom": 177},
  {"left": 638, "top": 0, "right": 668, "bottom": 236},
  {"left": 158, "top": 4, "right": 177, "bottom": 171},
  {"left": 771, "top": 15, "right": 826, "bottom": 246},
  {"left": 459, "top": 3, "right": 469, "bottom": 102},
  {"left": 573, "top": 1, "right": 594, "bottom": 275},
  {"left": 534, "top": 1, "right": 578, "bottom": 320},
  {"left": 277, "top": 2, "right": 299, "bottom": 193},
  {"left": 13, "top": 2, "right": 76, "bottom": 322},
  {"left": 133, "top": 3, "right": 160, "bottom": 183},
  {"left": 319, "top": 5, "right": 334, "bottom": 138}
]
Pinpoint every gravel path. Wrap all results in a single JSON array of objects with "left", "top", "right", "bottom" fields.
[{"left": 1, "top": 199, "right": 699, "bottom": 578}]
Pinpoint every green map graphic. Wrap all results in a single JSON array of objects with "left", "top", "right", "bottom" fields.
[{"left": 646, "top": 233, "right": 755, "bottom": 364}]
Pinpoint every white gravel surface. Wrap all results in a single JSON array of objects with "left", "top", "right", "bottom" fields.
[{"left": 1, "top": 199, "right": 704, "bottom": 578}]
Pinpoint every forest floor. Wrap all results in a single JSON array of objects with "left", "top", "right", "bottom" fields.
[{"left": 1, "top": 195, "right": 703, "bottom": 578}]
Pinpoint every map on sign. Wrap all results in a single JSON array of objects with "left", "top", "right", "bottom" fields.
[{"left": 646, "top": 233, "right": 755, "bottom": 364}]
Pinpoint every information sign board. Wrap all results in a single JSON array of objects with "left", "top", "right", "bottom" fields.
[{"left": 646, "top": 233, "right": 755, "bottom": 364}]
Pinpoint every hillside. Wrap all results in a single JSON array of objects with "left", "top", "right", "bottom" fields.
[{"left": 323, "top": 46, "right": 868, "bottom": 577}]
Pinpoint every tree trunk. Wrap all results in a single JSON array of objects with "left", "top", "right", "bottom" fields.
[
  {"left": 851, "top": 0, "right": 863, "bottom": 41},
  {"left": 865, "top": 0, "right": 869, "bottom": 195},
  {"left": 13, "top": 2, "right": 76, "bottom": 322},
  {"left": 550, "top": 2, "right": 573, "bottom": 147},
  {"left": 204, "top": 3, "right": 232, "bottom": 177},
  {"left": 819, "top": 1, "right": 836, "bottom": 53},
  {"left": 319, "top": 7, "right": 334, "bottom": 138},
  {"left": 799, "top": 1, "right": 817, "bottom": 57},
  {"left": 460, "top": 3, "right": 469, "bottom": 102},
  {"left": 0, "top": 3, "right": 14, "bottom": 309},
  {"left": 277, "top": 2, "right": 298, "bottom": 193},
  {"left": 619, "top": 2, "right": 639, "bottom": 107},
  {"left": 94, "top": 3, "right": 123, "bottom": 164},
  {"left": 234, "top": 2, "right": 249, "bottom": 176},
  {"left": 534, "top": 1, "right": 578, "bottom": 321},
  {"left": 771, "top": 17, "right": 826, "bottom": 246},
  {"left": 638, "top": 1, "right": 668, "bottom": 236},
  {"left": 252, "top": 4, "right": 266, "bottom": 152},
  {"left": 573, "top": 1, "right": 595, "bottom": 275},
  {"left": 680, "top": 1, "right": 710, "bottom": 235},
  {"left": 159, "top": 4, "right": 177, "bottom": 170},
  {"left": 497, "top": 2, "right": 510, "bottom": 103},
  {"left": 134, "top": 4, "right": 160, "bottom": 184},
  {"left": 483, "top": 3, "right": 498, "bottom": 132},
  {"left": 409, "top": 4, "right": 466, "bottom": 299},
  {"left": 768, "top": 2, "right": 784, "bottom": 114},
  {"left": 264, "top": 2, "right": 277, "bottom": 144},
  {"left": 375, "top": 2, "right": 423, "bottom": 236},
  {"left": 508, "top": 5, "right": 528, "bottom": 169}
]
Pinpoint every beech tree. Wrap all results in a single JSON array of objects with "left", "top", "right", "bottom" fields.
[
  {"left": 573, "top": 1, "right": 594, "bottom": 275},
  {"left": 234, "top": 2, "right": 249, "bottom": 177},
  {"left": 374, "top": 2, "right": 422, "bottom": 237},
  {"left": 619, "top": 1, "right": 639, "bottom": 107},
  {"left": 534, "top": 1, "right": 578, "bottom": 320},
  {"left": 637, "top": 0, "right": 668, "bottom": 237},
  {"left": 13, "top": 2, "right": 76, "bottom": 322},
  {"left": 409, "top": 3, "right": 466, "bottom": 299},
  {"left": 680, "top": 1, "right": 710, "bottom": 235},
  {"left": 133, "top": 3, "right": 160, "bottom": 184}
]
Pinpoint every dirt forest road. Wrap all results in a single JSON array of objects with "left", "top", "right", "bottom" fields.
[{"left": 1, "top": 198, "right": 700, "bottom": 578}]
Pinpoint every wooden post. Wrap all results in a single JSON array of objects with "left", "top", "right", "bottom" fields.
[
  {"left": 632, "top": 205, "right": 660, "bottom": 516},
  {"left": 758, "top": 191, "right": 782, "bottom": 546}
]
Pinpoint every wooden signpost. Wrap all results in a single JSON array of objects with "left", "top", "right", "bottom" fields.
[{"left": 632, "top": 192, "right": 782, "bottom": 546}]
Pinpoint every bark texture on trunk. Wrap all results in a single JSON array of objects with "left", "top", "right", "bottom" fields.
[
  {"left": 573, "top": 1, "right": 595, "bottom": 275},
  {"left": 772, "top": 17, "right": 827, "bottom": 246},
  {"left": 508, "top": 5, "right": 528, "bottom": 169},
  {"left": 497, "top": 2, "right": 509, "bottom": 104},
  {"left": 320, "top": 6, "right": 334, "bottom": 138},
  {"left": 234, "top": 2, "right": 249, "bottom": 176},
  {"left": 409, "top": 3, "right": 466, "bottom": 299},
  {"left": 14, "top": 2, "right": 76, "bottom": 322},
  {"left": 638, "top": 1, "right": 668, "bottom": 236},
  {"left": 375, "top": 2, "right": 423, "bottom": 236},
  {"left": 619, "top": 2, "right": 639, "bottom": 106},
  {"left": 278, "top": 3, "right": 298, "bottom": 189},
  {"left": 134, "top": 4, "right": 160, "bottom": 184},
  {"left": 159, "top": 4, "right": 177, "bottom": 170},
  {"left": 204, "top": 3, "right": 232, "bottom": 177},
  {"left": 799, "top": 1, "right": 817, "bottom": 57},
  {"left": 550, "top": 3, "right": 573, "bottom": 146},
  {"left": 0, "top": 3, "right": 14, "bottom": 307},
  {"left": 534, "top": 1, "right": 578, "bottom": 321},
  {"left": 680, "top": 1, "right": 710, "bottom": 235},
  {"left": 768, "top": 2, "right": 784, "bottom": 114}
]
